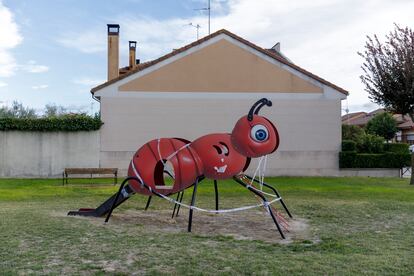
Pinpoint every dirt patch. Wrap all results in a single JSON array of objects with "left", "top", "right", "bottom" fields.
[{"left": 105, "top": 209, "right": 312, "bottom": 244}]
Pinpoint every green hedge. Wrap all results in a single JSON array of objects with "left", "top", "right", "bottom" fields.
[
  {"left": 383, "top": 143, "right": 410, "bottom": 154},
  {"left": 339, "top": 151, "right": 411, "bottom": 168},
  {"left": 356, "top": 133, "right": 385, "bottom": 153},
  {"left": 342, "top": 140, "right": 357, "bottom": 151},
  {"left": 0, "top": 115, "right": 103, "bottom": 131}
]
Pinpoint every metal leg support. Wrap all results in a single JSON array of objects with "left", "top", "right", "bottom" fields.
[
  {"left": 188, "top": 178, "right": 200, "bottom": 232},
  {"left": 245, "top": 175, "right": 292, "bottom": 218},
  {"left": 233, "top": 176, "right": 285, "bottom": 239},
  {"left": 144, "top": 196, "right": 152, "bottom": 211},
  {"left": 175, "top": 190, "right": 185, "bottom": 217},
  {"left": 214, "top": 180, "right": 219, "bottom": 211},
  {"left": 105, "top": 178, "right": 129, "bottom": 223},
  {"left": 171, "top": 192, "right": 181, "bottom": 218}
]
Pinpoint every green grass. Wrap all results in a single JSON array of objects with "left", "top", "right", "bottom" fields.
[{"left": 1, "top": 177, "right": 414, "bottom": 275}]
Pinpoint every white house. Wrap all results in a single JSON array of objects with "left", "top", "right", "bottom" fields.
[{"left": 91, "top": 24, "right": 348, "bottom": 176}]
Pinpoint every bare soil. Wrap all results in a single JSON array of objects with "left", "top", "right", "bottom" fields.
[{"left": 91, "top": 208, "right": 312, "bottom": 244}]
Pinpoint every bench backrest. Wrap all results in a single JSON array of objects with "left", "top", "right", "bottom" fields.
[{"left": 65, "top": 168, "right": 117, "bottom": 174}]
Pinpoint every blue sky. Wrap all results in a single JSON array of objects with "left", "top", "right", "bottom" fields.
[{"left": 0, "top": 0, "right": 413, "bottom": 114}]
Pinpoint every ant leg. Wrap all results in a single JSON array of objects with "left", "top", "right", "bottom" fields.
[
  {"left": 233, "top": 176, "right": 285, "bottom": 239},
  {"left": 171, "top": 192, "right": 181, "bottom": 218},
  {"left": 245, "top": 175, "right": 292, "bottom": 218},
  {"left": 188, "top": 178, "right": 200, "bottom": 232},
  {"left": 175, "top": 190, "right": 185, "bottom": 217},
  {"left": 105, "top": 177, "right": 130, "bottom": 223},
  {"left": 214, "top": 180, "right": 219, "bottom": 211},
  {"left": 144, "top": 196, "right": 152, "bottom": 211}
]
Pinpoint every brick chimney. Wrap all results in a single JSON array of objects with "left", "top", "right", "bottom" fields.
[
  {"left": 129, "top": 41, "right": 137, "bottom": 69},
  {"left": 107, "top": 24, "right": 120, "bottom": 81}
]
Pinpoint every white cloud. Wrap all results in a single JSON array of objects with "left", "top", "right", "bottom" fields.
[
  {"left": 20, "top": 60, "right": 49, "bottom": 73},
  {"left": 57, "top": 30, "right": 106, "bottom": 54},
  {"left": 0, "top": 1, "right": 23, "bottom": 77},
  {"left": 0, "top": 81, "right": 7, "bottom": 87},
  {"left": 32, "top": 84, "right": 49, "bottom": 90},
  {"left": 73, "top": 77, "right": 105, "bottom": 86}
]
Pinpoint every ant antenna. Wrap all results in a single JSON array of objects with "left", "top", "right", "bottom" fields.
[{"left": 248, "top": 98, "right": 272, "bottom": 121}]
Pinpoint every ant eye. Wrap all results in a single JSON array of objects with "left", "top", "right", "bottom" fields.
[{"left": 251, "top": 124, "right": 269, "bottom": 142}]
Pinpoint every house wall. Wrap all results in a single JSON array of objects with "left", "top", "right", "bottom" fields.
[
  {"left": 0, "top": 131, "right": 100, "bottom": 177},
  {"left": 401, "top": 129, "right": 414, "bottom": 144},
  {"left": 95, "top": 34, "right": 346, "bottom": 176},
  {"left": 99, "top": 95, "right": 342, "bottom": 176},
  {"left": 119, "top": 39, "right": 323, "bottom": 93}
]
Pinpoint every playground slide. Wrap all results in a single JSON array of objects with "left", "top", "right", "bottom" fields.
[{"left": 67, "top": 184, "right": 134, "bottom": 217}]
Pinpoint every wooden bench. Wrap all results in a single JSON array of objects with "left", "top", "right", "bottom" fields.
[{"left": 62, "top": 168, "right": 118, "bottom": 185}]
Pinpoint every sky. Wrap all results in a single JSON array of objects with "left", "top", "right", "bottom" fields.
[{"left": 0, "top": 0, "right": 413, "bottom": 115}]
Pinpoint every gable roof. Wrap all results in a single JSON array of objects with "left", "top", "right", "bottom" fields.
[{"left": 91, "top": 29, "right": 349, "bottom": 95}]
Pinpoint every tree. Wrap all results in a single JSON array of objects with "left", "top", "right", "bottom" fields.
[
  {"left": 342, "top": 124, "right": 365, "bottom": 142},
  {"left": 366, "top": 112, "right": 398, "bottom": 141},
  {"left": 359, "top": 24, "right": 414, "bottom": 184},
  {"left": 0, "top": 101, "right": 37, "bottom": 118},
  {"left": 44, "top": 104, "right": 67, "bottom": 117}
]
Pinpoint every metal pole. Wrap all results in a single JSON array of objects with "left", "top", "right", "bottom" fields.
[
  {"left": 175, "top": 190, "right": 185, "bottom": 217},
  {"left": 144, "top": 196, "right": 152, "bottom": 211},
  {"left": 208, "top": 0, "right": 210, "bottom": 34},
  {"left": 214, "top": 180, "right": 219, "bottom": 211},
  {"left": 245, "top": 175, "right": 292, "bottom": 218},
  {"left": 171, "top": 192, "right": 181, "bottom": 218},
  {"left": 233, "top": 176, "right": 285, "bottom": 239},
  {"left": 105, "top": 178, "right": 128, "bottom": 223},
  {"left": 188, "top": 178, "right": 200, "bottom": 232}
]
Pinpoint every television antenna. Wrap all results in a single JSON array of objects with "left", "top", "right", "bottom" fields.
[
  {"left": 342, "top": 99, "right": 350, "bottom": 124},
  {"left": 194, "top": 0, "right": 211, "bottom": 35},
  {"left": 187, "top": 23, "right": 201, "bottom": 40}
]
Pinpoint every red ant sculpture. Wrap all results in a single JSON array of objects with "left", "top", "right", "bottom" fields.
[{"left": 68, "top": 98, "right": 292, "bottom": 239}]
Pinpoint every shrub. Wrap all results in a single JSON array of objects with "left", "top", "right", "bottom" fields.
[
  {"left": 383, "top": 143, "right": 410, "bottom": 154},
  {"left": 339, "top": 151, "right": 357, "bottom": 167},
  {"left": 356, "top": 133, "right": 385, "bottom": 153},
  {"left": 366, "top": 112, "right": 398, "bottom": 140},
  {"left": 384, "top": 152, "right": 411, "bottom": 168},
  {"left": 339, "top": 152, "right": 411, "bottom": 168},
  {"left": 0, "top": 114, "right": 103, "bottom": 131},
  {"left": 342, "top": 124, "right": 365, "bottom": 142},
  {"left": 342, "top": 140, "right": 357, "bottom": 151}
]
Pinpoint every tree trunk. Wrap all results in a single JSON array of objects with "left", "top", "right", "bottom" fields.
[
  {"left": 411, "top": 154, "right": 414, "bottom": 185},
  {"left": 409, "top": 114, "right": 414, "bottom": 185}
]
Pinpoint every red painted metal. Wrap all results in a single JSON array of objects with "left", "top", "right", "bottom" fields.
[
  {"left": 191, "top": 133, "right": 246, "bottom": 179},
  {"left": 128, "top": 138, "right": 203, "bottom": 195},
  {"left": 127, "top": 98, "right": 279, "bottom": 196},
  {"left": 231, "top": 115, "right": 279, "bottom": 157}
]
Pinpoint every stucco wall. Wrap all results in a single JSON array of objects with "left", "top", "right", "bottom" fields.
[
  {"left": 99, "top": 96, "right": 342, "bottom": 176},
  {"left": 0, "top": 131, "right": 100, "bottom": 177},
  {"left": 119, "top": 39, "right": 323, "bottom": 93}
]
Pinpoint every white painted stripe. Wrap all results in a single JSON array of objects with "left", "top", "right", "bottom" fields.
[
  {"left": 130, "top": 160, "right": 144, "bottom": 186},
  {"left": 157, "top": 191, "right": 281, "bottom": 214}
]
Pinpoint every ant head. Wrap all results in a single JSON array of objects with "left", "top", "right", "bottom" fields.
[{"left": 231, "top": 98, "right": 279, "bottom": 158}]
